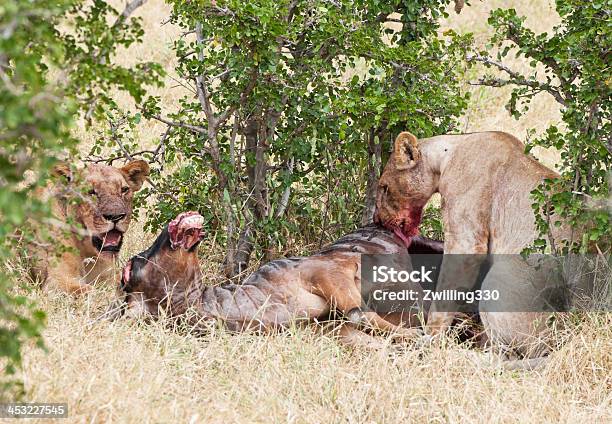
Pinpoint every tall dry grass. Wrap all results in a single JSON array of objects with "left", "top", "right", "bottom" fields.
[
  {"left": 13, "top": 1, "right": 611, "bottom": 422},
  {"left": 17, "top": 288, "right": 612, "bottom": 423}
]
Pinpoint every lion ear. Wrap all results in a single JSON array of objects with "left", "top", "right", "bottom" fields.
[
  {"left": 52, "top": 162, "right": 73, "bottom": 182},
  {"left": 120, "top": 160, "right": 150, "bottom": 191},
  {"left": 393, "top": 132, "right": 420, "bottom": 170}
]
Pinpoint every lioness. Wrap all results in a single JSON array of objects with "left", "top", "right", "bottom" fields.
[
  {"left": 117, "top": 212, "right": 445, "bottom": 347},
  {"left": 375, "top": 131, "right": 576, "bottom": 360},
  {"left": 32, "top": 160, "right": 149, "bottom": 294}
]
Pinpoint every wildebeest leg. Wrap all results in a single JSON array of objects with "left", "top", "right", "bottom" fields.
[
  {"left": 354, "top": 311, "right": 422, "bottom": 339},
  {"left": 312, "top": 268, "right": 421, "bottom": 339},
  {"left": 333, "top": 323, "right": 387, "bottom": 349}
]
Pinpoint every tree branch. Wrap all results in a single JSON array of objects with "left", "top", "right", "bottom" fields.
[
  {"left": 114, "top": 0, "right": 147, "bottom": 28},
  {"left": 466, "top": 53, "right": 568, "bottom": 106},
  {"left": 216, "top": 68, "right": 259, "bottom": 127},
  {"left": 149, "top": 114, "right": 208, "bottom": 135},
  {"left": 194, "top": 23, "right": 216, "bottom": 126}
]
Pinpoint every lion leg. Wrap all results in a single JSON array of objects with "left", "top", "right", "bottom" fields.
[
  {"left": 479, "top": 257, "right": 558, "bottom": 359},
  {"left": 45, "top": 253, "right": 91, "bottom": 295},
  {"left": 332, "top": 323, "right": 388, "bottom": 349},
  {"left": 381, "top": 311, "right": 422, "bottom": 328},
  {"left": 312, "top": 269, "right": 420, "bottom": 339},
  {"left": 348, "top": 310, "right": 422, "bottom": 339},
  {"left": 427, "top": 212, "right": 489, "bottom": 335}
]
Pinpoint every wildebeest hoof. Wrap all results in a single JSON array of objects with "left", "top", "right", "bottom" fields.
[
  {"left": 346, "top": 308, "right": 366, "bottom": 325},
  {"left": 413, "top": 333, "right": 436, "bottom": 350},
  {"left": 500, "top": 356, "right": 549, "bottom": 371}
]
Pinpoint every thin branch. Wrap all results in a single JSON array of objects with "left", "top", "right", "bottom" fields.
[
  {"left": 114, "top": 0, "right": 148, "bottom": 27},
  {"left": 194, "top": 22, "right": 216, "bottom": 126},
  {"left": 149, "top": 114, "right": 208, "bottom": 135},
  {"left": 86, "top": 149, "right": 156, "bottom": 165},
  {"left": 216, "top": 68, "right": 259, "bottom": 127},
  {"left": 143, "top": 176, "right": 180, "bottom": 204},
  {"left": 167, "top": 74, "right": 197, "bottom": 94},
  {"left": 210, "top": 69, "right": 231, "bottom": 82},
  {"left": 86, "top": 116, "right": 169, "bottom": 166},
  {"left": 84, "top": 0, "right": 149, "bottom": 120},
  {"left": 229, "top": 112, "right": 239, "bottom": 166},
  {"left": 454, "top": 0, "right": 465, "bottom": 14},
  {"left": 286, "top": 0, "right": 299, "bottom": 23},
  {"left": 203, "top": 5, "right": 236, "bottom": 18},
  {"left": 107, "top": 118, "right": 133, "bottom": 160},
  {"left": 0, "top": 10, "right": 52, "bottom": 40},
  {"left": 504, "top": 29, "right": 573, "bottom": 100},
  {"left": 466, "top": 53, "right": 568, "bottom": 106},
  {"left": 275, "top": 157, "right": 294, "bottom": 219},
  {"left": 360, "top": 52, "right": 436, "bottom": 84}
]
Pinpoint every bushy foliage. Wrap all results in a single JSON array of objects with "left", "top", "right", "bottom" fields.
[
  {"left": 472, "top": 0, "right": 611, "bottom": 252},
  {"left": 60, "top": 0, "right": 164, "bottom": 120},
  {"left": 0, "top": 0, "right": 162, "bottom": 396},
  {"left": 0, "top": 0, "right": 76, "bottom": 396},
  {"left": 118, "top": 0, "right": 470, "bottom": 275}
]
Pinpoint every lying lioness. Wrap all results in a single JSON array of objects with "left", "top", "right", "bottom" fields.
[
  {"left": 31, "top": 160, "right": 149, "bottom": 294},
  {"left": 118, "top": 212, "right": 444, "bottom": 347}
]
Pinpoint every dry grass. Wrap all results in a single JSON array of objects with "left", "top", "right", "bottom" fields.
[
  {"left": 18, "top": 289, "right": 612, "bottom": 423},
  {"left": 13, "top": 1, "right": 612, "bottom": 422}
]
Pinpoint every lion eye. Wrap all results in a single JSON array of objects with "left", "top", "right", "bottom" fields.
[
  {"left": 88, "top": 189, "right": 97, "bottom": 196},
  {"left": 121, "top": 186, "right": 129, "bottom": 194}
]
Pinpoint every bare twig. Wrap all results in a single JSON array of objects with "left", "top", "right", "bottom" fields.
[
  {"left": 466, "top": 53, "right": 568, "bottom": 106},
  {"left": 216, "top": 68, "right": 259, "bottom": 127},
  {"left": 149, "top": 114, "right": 208, "bottom": 136}
]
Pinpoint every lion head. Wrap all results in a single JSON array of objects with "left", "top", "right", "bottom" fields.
[
  {"left": 374, "top": 132, "right": 438, "bottom": 245},
  {"left": 54, "top": 160, "right": 150, "bottom": 259}
]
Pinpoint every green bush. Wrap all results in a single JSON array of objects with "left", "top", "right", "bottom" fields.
[
  {"left": 471, "top": 0, "right": 611, "bottom": 252},
  {"left": 112, "top": 0, "right": 471, "bottom": 275},
  {"left": 0, "top": 0, "right": 162, "bottom": 397},
  {"left": 0, "top": 0, "right": 76, "bottom": 397}
]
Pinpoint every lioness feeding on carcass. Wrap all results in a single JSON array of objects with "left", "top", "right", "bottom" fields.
[
  {"left": 375, "top": 130, "right": 586, "bottom": 366},
  {"left": 117, "top": 212, "right": 447, "bottom": 347}
]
